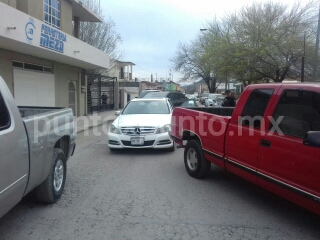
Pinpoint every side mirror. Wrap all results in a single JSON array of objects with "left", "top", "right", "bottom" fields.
[
  {"left": 115, "top": 111, "right": 121, "bottom": 116},
  {"left": 303, "top": 131, "right": 320, "bottom": 147}
]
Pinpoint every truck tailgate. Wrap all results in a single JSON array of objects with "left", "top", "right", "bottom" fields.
[{"left": 171, "top": 107, "right": 230, "bottom": 163}]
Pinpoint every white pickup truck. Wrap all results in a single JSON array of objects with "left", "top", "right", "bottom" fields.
[{"left": 0, "top": 76, "right": 76, "bottom": 218}]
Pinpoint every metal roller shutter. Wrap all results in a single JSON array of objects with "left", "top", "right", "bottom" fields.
[{"left": 13, "top": 69, "right": 55, "bottom": 107}]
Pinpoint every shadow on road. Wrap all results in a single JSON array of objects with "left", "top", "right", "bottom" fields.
[{"left": 108, "top": 148, "right": 180, "bottom": 155}]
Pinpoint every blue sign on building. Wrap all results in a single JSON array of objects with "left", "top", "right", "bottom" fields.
[
  {"left": 25, "top": 18, "right": 36, "bottom": 44},
  {"left": 40, "top": 24, "right": 67, "bottom": 53}
]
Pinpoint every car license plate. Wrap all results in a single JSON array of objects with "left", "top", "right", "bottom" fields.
[{"left": 131, "top": 137, "right": 144, "bottom": 145}]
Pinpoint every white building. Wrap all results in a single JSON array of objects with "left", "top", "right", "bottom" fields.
[{"left": 0, "top": 0, "right": 110, "bottom": 116}]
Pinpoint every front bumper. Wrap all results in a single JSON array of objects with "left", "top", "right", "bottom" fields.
[{"left": 108, "top": 132, "right": 174, "bottom": 149}]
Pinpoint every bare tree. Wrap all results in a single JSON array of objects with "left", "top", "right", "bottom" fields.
[
  {"left": 223, "top": 0, "right": 318, "bottom": 83},
  {"left": 79, "top": 0, "right": 124, "bottom": 74},
  {"left": 171, "top": 22, "right": 225, "bottom": 93},
  {"left": 173, "top": 1, "right": 318, "bottom": 88}
]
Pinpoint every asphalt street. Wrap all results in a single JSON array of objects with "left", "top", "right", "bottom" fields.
[{"left": 0, "top": 124, "right": 320, "bottom": 240}]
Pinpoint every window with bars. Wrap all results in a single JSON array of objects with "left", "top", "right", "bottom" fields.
[{"left": 44, "top": 0, "right": 61, "bottom": 29}]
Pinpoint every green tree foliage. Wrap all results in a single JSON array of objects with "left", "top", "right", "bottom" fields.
[
  {"left": 172, "top": 0, "right": 318, "bottom": 88},
  {"left": 225, "top": 0, "right": 318, "bottom": 83}
]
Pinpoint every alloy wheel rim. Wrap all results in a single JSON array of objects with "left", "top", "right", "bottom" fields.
[
  {"left": 187, "top": 148, "right": 198, "bottom": 170},
  {"left": 54, "top": 159, "right": 64, "bottom": 192}
]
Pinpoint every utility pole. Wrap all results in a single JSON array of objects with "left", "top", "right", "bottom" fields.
[{"left": 312, "top": 4, "right": 320, "bottom": 82}]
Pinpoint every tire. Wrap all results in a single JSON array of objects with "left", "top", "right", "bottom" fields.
[
  {"left": 35, "top": 148, "right": 67, "bottom": 203},
  {"left": 184, "top": 140, "right": 211, "bottom": 179}
]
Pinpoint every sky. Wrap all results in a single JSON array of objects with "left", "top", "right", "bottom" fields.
[{"left": 101, "top": 0, "right": 307, "bottom": 83}]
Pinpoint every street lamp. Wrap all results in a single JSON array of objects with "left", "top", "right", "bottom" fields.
[{"left": 200, "top": 29, "right": 208, "bottom": 32}]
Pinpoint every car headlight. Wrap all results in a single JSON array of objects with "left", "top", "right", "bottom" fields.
[
  {"left": 109, "top": 124, "right": 121, "bottom": 134},
  {"left": 156, "top": 124, "right": 171, "bottom": 134}
]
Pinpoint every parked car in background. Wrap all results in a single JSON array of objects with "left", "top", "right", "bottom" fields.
[
  {"left": 142, "top": 91, "right": 188, "bottom": 107},
  {"left": 199, "top": 93, "right": 209, "bottom": 104},
  {"left": 185, "top": 94, "right": 196, "bottom": 100},
  {"left": 205, "top": 94, "right": 224, "bottom": 107},
  {"left": 108, "top": 98, "right": 175, "bottom": 151},
  {"left": 139, "top": 89, "right": 161, "bottom": 98},
  {"left": 180, "top": 99, "right": 198, "bottom": 108},
  {"left": 0, "top": 76, "right": 76, "bottom": 219}
]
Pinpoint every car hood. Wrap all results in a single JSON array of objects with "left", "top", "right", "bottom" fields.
[{"left": 113, "top": 114, "right": 172, "bottom": 127}]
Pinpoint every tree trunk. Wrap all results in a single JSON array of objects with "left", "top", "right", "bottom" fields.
[{"left": 274, "top": 69, "right": 281, "bottom": 82}]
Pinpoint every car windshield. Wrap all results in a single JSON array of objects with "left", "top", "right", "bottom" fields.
[
  {"left": 122, "top": 100, "right": 170, "bottom": 114},
  {"left": 142, "top": 92, "right": 168, "bottom": 98}
]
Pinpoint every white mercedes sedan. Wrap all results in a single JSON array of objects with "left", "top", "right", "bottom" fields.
[{"left": 108, "top": 98, "right": 175, "bottom": 151}]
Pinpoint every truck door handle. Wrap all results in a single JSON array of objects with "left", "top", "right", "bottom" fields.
[{"left": 260, "top": 139, "right": 271, "bottom": 148}]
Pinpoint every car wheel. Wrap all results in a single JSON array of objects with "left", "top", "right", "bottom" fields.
[
  {"left": 184, "top": 140, "right": 210, "bottom": 178},
  {"left": 34, "top": 148, "right": 66, "bottom": 203}
]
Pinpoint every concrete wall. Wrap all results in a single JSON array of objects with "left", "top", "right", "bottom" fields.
[
  {"left": 0, "top": 0, "right": 16, "bottom": 8},
  {"left": 119, "top": 89, "right": 127, "bottom": 109},
  {"left": 53, "top": 63, "right": 86, "bottom": 116},
  {"left": 60, "top": 0, "right": 73, "bottom": 35},
  {"left": 16, "top": 0, "right": 27, "bottom": 14},
  {"left": 28, "top": 0, "right": 43, "bottom": 22},
  {"left": 54, "top": 62, "right": 78, "bottom": 108}
]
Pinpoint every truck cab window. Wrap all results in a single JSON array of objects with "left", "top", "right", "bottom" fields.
[
  {"left": 272, "top": 90, "right": 320, "bottom": 138},
  {"left": 0, "top": 92, "right": 10, "bottom": 130},
  {"left": 240, "top": 89, "right": 274, "bottom": 128}
]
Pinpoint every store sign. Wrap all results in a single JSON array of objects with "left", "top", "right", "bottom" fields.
[
  {"left": 25, "top": 18, "right": 36, "bottom": 44},
  {"left": 40, "top": 24, "right": 67, "bottom": 53}
]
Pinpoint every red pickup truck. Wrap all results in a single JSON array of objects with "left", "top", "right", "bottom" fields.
[{"left": 171, "top": 83, "right": 320, "bottom": 215}]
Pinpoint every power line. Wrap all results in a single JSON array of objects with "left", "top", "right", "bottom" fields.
[{"left": 134, "top": 64, "right": 153, "bottom": 74}]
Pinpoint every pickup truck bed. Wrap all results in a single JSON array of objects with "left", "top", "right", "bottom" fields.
[
  {"left": 171, "top": 83, "right": 320, "bottom": 215},
  {"left": 182, "top": 107, "right": 234, "bottom": 116},
  {"left": 0, "top": 76, "right": 75, "bottom": 219},
  {"left": 18, "top": 106, "right": 64, "bottom": 118}
]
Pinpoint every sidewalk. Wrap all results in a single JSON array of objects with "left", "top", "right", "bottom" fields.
[{"left": 74, "top": 110, "right": 119, "bottom": 133}]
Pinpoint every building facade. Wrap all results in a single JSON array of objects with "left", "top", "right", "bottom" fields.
[
  {"left": 109, "top": 60, "right": 135, "bottom": 81},
  {"left": 0, "top": 0, "right": 110, "bottom": 116}
]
